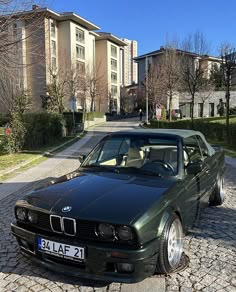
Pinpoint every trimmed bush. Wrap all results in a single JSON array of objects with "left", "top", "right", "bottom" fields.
[
  {"left": 0, "top": 113, "right": 10, "bottom": 126},
  {"left": 149, "top": 117, "right": 236, "bottom": 145},
  {"left": 85, "top": 112, "right": 105, "bottom": 121},
  {"left": 23, "top": 112, "right": 63, "bottom": 149}
]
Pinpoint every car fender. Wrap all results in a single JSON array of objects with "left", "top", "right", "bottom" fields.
[{"left": 156, "top": 206, "right": 182, "bottom": 238}]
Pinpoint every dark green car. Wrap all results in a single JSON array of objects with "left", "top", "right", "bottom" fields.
[{"left": 11, "top": 129, "right": 225, "bottom": 283}]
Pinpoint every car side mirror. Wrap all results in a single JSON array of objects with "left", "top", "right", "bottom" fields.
[
  {"left": 186, "top": 160, "right": 203, "bottom": 175},
  {"left": 78, "top": 154, "right": 86, "bottom": 164}
]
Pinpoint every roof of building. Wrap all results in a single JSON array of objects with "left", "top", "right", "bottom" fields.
[
  {"left": 7, "top": 6, "right": 100, "bottom": 31},
  {"left": 134, "top": 46, "right": 219, "bottom": 62},
  {"left": 96, "top": 32, "right": 127, "bottom": 46}
]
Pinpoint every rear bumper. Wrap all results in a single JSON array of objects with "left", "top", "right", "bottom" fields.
[{"left": 11, "top": 222, "right": 160, "bottom": 283}]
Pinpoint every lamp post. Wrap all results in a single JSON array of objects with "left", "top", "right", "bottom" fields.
[{"left": 145, "top": 56, "right": 149, "bottom": 124}]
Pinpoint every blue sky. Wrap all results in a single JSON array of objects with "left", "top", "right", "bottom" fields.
[{"left": 50, "top": 0, "right": 236, "bottom": 57}]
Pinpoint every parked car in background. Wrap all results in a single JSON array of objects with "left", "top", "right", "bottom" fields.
[{"left": 11, "top": 129, "right": 225, "bottom": 283}]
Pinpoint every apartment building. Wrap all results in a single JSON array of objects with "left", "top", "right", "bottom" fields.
[
  {"left": 95, "top": 33, "right": 126, "bottom": 113},
  {"left": 3, "top": 6, "right": 100, "bottom": 112},
  {"left": 134, "top": 47, "right": 236, "bottom": 118},
  {"left": 121, "top": 39, "right": 138, "bottom": 86}
]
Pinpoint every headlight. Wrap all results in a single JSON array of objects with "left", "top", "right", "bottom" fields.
[
  {"left": 98, "top": 223, "right": 115, "bottom": 239},
  {"left": 28, "top": 210, "right": 38, "bottom": 223},
  {"left": 16, "top": 207, "right": 27, "bottom": 221},
  {"left": 117, "top": 226, "right": 134, "bottom": 241}
]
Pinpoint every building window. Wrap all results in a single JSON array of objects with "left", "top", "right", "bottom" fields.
[
  {"left": 76, "top": 61, "right": 85, "bottom": 75},
  {"left": 51, "top": 22, "right": 56, "bottom": 38},
  {"left": 13, "top": 23, "right": 17, "bottom": 37},
  {"left": 111, "top": 58, "right": 117, "bottom": 71},
  {"left": 76, "top": 45, "right": 85, "bottom": 60},
  {"left": 111, "top": 45, "right": 117, "bottom": 58},
  {"left": 209, "top": 103, "right": 214, "bottom": 117},
  {"left": 198, "top": 103, "right": 203, "bottom": 117},
  {"left": 111, "top": 85, "right": 117, "bottom": 96},
  {"left": 76, "top": 28, "right": 85, "bottom": 43},
  {"left": 51, "top": 40, "right": 56, "bottom": 56},
  {"left": 51, "top": 57, "right": 56, "bottom": 71},
  {"left": 111, "top": 72, "right": 117, "bottom": 83}
]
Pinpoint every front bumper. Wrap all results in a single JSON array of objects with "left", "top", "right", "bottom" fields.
[{"left": 11, "top": 222, "right": 160, "bottom": 283}]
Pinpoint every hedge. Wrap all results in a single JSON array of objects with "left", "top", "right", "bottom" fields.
[
  {"left": 149, "top": 117, "right": 236, "bottom": 145},
  {"left": 23, "top": 112, "right": 63, "bottom": 149},
  {"left": 0, "top": 113, "right": 10, "bottom": 126},
  {"left": 85, "top": 112, "right": 105, "bottom": 121}
]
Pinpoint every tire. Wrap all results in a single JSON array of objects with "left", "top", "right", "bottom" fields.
[
  {"left": 156, "top": 214, "right": 183, "bottom": 274},
  {"left": 209, "top": 175, "right": 225, "bottom": 206}
]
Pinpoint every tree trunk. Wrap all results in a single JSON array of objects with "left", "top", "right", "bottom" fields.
[
  {"left": 226, "top": 85, "right": 230, "bottom": 144},
  {"left": 168, "top": 93, "right": 172, "bottom": 121},
  {"left": 191, "top": 94, "right": 195, "bottom": 129}
]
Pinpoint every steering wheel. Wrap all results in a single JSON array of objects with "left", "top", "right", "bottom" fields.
[{"left": 150, "top": 159, "right": 174, "bottom": 172}]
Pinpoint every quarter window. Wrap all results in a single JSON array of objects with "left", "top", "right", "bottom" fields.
[
  {"left": 184, "top": 136, "right": 202, "bottom": 162},
  {"left": 196, "top": 136, "right": 209, "bottom": 158}
]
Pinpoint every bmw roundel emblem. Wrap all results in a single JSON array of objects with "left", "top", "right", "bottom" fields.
[{"left": 62, "top": 206, "right": 72, "bottom": 212}]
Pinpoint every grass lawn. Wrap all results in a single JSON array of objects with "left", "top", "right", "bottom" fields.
[{"left": 0, "top": 132, "right": 85, "bottom": 180}]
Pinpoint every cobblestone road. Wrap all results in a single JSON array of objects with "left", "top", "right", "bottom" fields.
[
  {"left": 0, "top": 122, "right": 235, "bottom": 291},
  {"left": 165, "top": 165, "right": 236, "bottom": 292}
]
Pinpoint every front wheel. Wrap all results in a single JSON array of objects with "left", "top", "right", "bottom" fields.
[
  {"left": 209, "top": 175, "right": 225, "bottom": 206},
  {"left": 156, "top": 214, "right": 183, "bottom": 274}
]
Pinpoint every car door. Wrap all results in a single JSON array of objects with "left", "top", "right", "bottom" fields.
[
  {"left": 180, "top": 135, "right": 209, "bottom": 228},
  {"left": 196, "top": 135, "right": 218, "bottom": 206}
]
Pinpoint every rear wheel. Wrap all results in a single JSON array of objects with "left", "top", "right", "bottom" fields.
[
  {"left": 209, "top": 175, "right": 225, "bottom": 206},
  {"left": 156, "top": 214, "right": 183, "bottom": 274}
]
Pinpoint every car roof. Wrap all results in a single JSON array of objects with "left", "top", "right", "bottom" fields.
[{"left": 112, "top": 128, "right": 204, "bottom": 139}]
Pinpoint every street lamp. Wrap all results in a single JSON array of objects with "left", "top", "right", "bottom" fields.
[{"left": 145, "top": 56, "right": 149, "bottom": 124}]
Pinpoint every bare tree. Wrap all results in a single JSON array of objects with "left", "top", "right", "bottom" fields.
[
  {"left": 42, "top": 67, "right": 68, "bottom": 114},
  {"left": 220, "top": 43, "right": 236, "bottom": 143},
  {"left": 161, "top": 44, "right": 181, "bottom": 120},
  {"left": 180, "top": 31, "right": 211, "bottom": 127},
  {"left": 142, "top": 62, "right": 166, "bottom": 117},
  {"left": 0, "top": 68, "right": 31, "bottom": 113},
  {"left": 85, "top": 62, "right": 107, "bottom": 112},
  {"left": 0, "top": 1, "right": 48, "bottom": 112}
]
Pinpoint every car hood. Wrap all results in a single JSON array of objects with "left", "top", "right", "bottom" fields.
[{"left": 25, "top": 171, "right": 176, "bottom": 224}]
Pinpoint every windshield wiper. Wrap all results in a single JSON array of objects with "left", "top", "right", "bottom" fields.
[{"left": 81, "top": 165, "right": 119, "bottom": 173}]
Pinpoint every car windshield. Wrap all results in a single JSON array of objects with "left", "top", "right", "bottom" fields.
[{"left": 82, "top": 134, "right": 179, "bottom": 176}]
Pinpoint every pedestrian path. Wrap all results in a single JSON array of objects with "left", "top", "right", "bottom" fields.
[{"left": 0, "top": 131, "right": 95, "bottom": 201}]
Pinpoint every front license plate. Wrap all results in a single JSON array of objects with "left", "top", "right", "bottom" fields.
[{"left": 38, "top": 237, "right": 85, "bottom": 262}]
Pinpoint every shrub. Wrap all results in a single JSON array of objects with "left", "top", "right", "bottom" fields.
[
  {"left": 149, "top": 117, "right": 236, "bottom": 145},
  {"left": 85, "top": 112, "right": 105, "bottom": 121},
  {"left": 0, "top": 113, "right": 10, "bottom": 126},
  {"left": 23, "top": 112, "right": 63, "bottom": 149},
  {"left": 3, "top": 112, "right": 26, "bottom": 154}
]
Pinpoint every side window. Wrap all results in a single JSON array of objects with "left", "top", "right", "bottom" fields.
[
  {"left": 184, "top": 136, "right": 202, "bottom": 163},
  {"left": 196, "top": 136, "right": 209, "bottom": 158}
]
